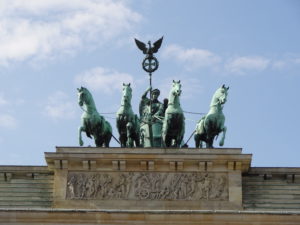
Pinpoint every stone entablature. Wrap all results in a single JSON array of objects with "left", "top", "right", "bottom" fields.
[
  {"left": 45, "top": 147, "right": 252, "bottom": 210},
  {"left": 45, "top": 147, "right": 251, "bottom": 172},
  {"left": 1, "top": 149, "right": 300, "bottom": 224}
]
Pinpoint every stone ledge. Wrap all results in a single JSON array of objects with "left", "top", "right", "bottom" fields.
[
  {"left": 53, "top": 146, "right": 243, "bottom": 154},
  {"left": 1, "top": 208, "right": 300, "bottom": 225},
  {"left": 248, "top": 167, "right": 300, "bottom": 174},
  {"left": 0, "top": 208, "right": 300, "bottom": 214},
  {"left": 0, "top": 166, "right": 49, "bottom": 172}
]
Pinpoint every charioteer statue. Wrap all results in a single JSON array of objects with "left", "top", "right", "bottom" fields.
[
  {"left": 135, "top": 36, "right": 165, "bottom": 147},
  {"left": 139, "top": 87, "right": 165, "bottom": 147}
]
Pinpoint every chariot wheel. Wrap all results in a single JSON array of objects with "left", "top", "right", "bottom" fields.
[{"left": 138, "top": 189, "right": 150, "bottom": 199}]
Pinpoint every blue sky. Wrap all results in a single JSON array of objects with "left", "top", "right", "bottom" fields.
[{"left": 0, "top": 0, "right": 300, "bottom": 167}]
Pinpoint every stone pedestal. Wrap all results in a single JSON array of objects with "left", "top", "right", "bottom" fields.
[{"left": 45, "top": 147, "right": 252, "bottom": 210}]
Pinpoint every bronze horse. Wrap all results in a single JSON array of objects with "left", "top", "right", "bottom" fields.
[
  {"left": 194, "top": 85, "right": 229, "bottom": 148},
  {"left": 78, "top": 87, "right": 112, "bottom": 147},
  {"left": 116, "top": 83, "right": 140, "bottom": 147},
  {"left": 162, "top": 80, "right": 185, "bottom": 147}
]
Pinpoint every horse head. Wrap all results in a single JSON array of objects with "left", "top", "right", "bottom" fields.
[
  {"left": 121, "top": 83, "right": 132, "bottom": 106},
  {"left": 77, "top": 87, "right": 93, "bottom": 109},
  {"left": 171, "top": 80, "right": 182, "bottom": 97},
  {"left": 211, "top": 84, "right": 229, "bottom": 107},
  {"left": 77, "top": 87, "right": 85, "bottom": 107}
]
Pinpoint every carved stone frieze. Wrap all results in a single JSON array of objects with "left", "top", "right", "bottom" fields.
[{"left": 66, "top": 172, "right": 228, "bottom": 201}]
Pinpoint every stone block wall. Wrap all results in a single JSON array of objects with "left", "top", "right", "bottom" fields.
[
  {"left": 0, "top": 166, "right": 53, "bottom": 208},
  {"left": 243, "top": 167, "right": 300, "bottom": 211}
]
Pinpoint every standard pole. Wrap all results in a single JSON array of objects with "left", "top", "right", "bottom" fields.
[{"left": 149, "top": 72, "right": 153, "bottom": 147}]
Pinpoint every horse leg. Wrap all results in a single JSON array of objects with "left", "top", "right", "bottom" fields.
[
  {"left": 162, "top": 115, "right": 173, "bottom": 147},
  {"left": 140, "top": 128, "right": 145, "bottom": 147},
  {"left": 134, "top": 115, "right": 140, "bottom": 147},
  {"left": 194, "top": 133, "right": 200, "bottom": 148},
  {"left": 219, "top": 126, "right": 227, "bottom": 146},
  {"left": 94, "top": 136, "right": 103, "bottom": 147},
  {"left": 78, "top": 126, "right": 85, "bottom": 146},
  {"left": 117, "top": 117, "right": 125, "bottom": 147},
  {"left": 126, "top": 134, "right": 133, "bottom": 148},
  {"left": 206, "top": 136, "right": 214, "bottom": 148},
  {"left": 94, "top": 136, "right": 100, "bottom": 147},
  {"left": 161, "top": 126, "right": 167, "bottom": 147},
  {"left": 179, "top": 120, "right": 185, "bottom": 147},
  {"left": 166, "top": 136, "right": 172, "bottom": 147},
  {"left": 120, "top": 134, "right": 126, "bottom": 147},
  {"left": 199, "top": 141, "right": 203, "bottom": 148},
  {"left": 126, "top": 122, "right": 134, "bottom": 147},
  {"left": 162, "top": 128, "right": 167, "bottom": 147},
  {"left": 133, "top": 131, "right": 140, "bottom": 147},
  {"left": 162, "top": 131, "right": 172, "bottom": 147},
  {"left": 104, "top": 133, "right": 112, "bottom": 147},
  {"left": 174, "top": 134, "right": 183, "bottom": 148},
  {"left": 127, "top": 137, "right": 133, "bottom": 147}
]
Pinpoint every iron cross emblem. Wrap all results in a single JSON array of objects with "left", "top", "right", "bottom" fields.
[{"left": 142, "top": 56, "right": 159, "bottom": 73}]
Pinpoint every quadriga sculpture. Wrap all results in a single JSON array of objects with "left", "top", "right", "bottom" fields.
[
  {"left": 116, "top": 83, "right": 140, "bottom": 147},
  {"left": 162, "top": 80, "right": 185, "bottom": 147},
  {"left": 77, "top": 87, "right": 112, "bottom": 147},
  {"left": 194, "top": 85, "right": 229, "bottom": 148}
]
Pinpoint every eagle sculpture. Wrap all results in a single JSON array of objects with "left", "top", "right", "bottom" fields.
[{"left": 134, "top": 36, "right": 163, "bottom": 57}]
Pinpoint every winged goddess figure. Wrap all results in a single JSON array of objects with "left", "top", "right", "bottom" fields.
[{"left": 134, "top": 36, "right": 163, "bottom": 57}]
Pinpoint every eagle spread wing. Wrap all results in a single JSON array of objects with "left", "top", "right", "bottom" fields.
[
  {"left": 152, "top": 36, "right": 163, "bottom": 54},
  {"left": 134, "top": 38, "right": 147, "bottom": 54}
]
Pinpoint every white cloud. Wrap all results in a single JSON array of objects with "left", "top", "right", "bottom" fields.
[
  {"left": 272, "top": 60, "right": 287, "bottom": 70},
  {"left": 0, "top": 0, "right": 141, "bottom": 65},
  {"left": 292, "top": 58, "right": 300, "bottom": 64},
  {"left": 271, "top": 57, "right": 300, "bottom": 70},
  {"left": 44, "top": 91, "right": 76, "bottom": 120},
  {"left": 0, "top": 95, "right": 8, "bottom": 106},
  {"left": 0, "top": 114, "right": 17, "bottom": 128},
  {"left": 225, "top": 56, "right": 270, "bottom": 74},
  {"left": 0, "top": 94, "right": 25, "bottom": 108},
  {"left": 162, "top": 44, "right": 221, "bottom": 70},
  {"left": 75, "top": 67, "right": 134, "bottom": 94}
]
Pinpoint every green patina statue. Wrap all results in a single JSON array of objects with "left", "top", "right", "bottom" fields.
[
  {"left": 162, "top": 80, "right": 185, "bottom": 147},
  {"left": 76, "top": 37, "right": 231, "bottom": 149},
  {"left": 116, "top": 83, "right": 140, "bottom": 147},
  {"left": 77, "top": 87, "right": 112, "bottom": 147},
  {"left": 194, "top": 85, "right": 229, "bottom": 148},
  {"left": 139, "top": 87, "right": 165, "bottom": 147}
]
